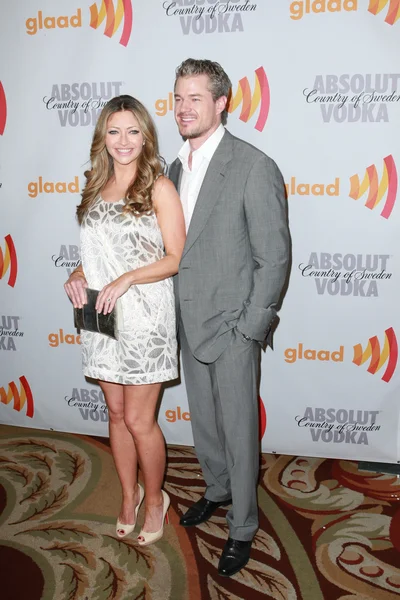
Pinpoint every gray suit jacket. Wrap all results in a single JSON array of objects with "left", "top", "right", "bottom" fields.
[{"left": 169, "top": 129, "right": 290, "bottom": 363}]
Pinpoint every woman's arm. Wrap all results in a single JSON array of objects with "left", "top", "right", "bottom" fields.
[
  {"left": 64, "top": 265, "right": 88, "bottom": 309},
  {"left": 96, "top": 176, "right": 186, "bottom": 314},
  {"left": 130, "top": 176, "right": 186, "bottom": 283}
]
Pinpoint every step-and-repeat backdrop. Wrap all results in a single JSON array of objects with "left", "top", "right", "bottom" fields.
[{"left": 1, "top": 0, "right": 399, "bottom": 463}]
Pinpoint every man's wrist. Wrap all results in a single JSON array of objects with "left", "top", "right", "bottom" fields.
[{"left": 237, "top": 327, "right": 252, "bottom": 342}]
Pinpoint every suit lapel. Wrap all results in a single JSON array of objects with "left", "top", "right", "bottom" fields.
[
  {"left": 168, "top": 159, "right": 183, "bottom": 192},
  {"left": 182, "top": 131, "right": 233, "bottom": 258}
]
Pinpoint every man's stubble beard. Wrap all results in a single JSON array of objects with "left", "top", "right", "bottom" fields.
[
  {"left": 178, "top": 126, "right": 202, "bottom": 140},
  {"left": 177, "top": 118, "right": 218, "bottom": 141}
]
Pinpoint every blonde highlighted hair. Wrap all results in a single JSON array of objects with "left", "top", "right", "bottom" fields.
[{"left": 77, "top": 95, "right": 164, "bottom": 224}]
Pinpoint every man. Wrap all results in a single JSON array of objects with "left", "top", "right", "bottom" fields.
[{"left": 169, "top": 59, "right": 290, "bottom": 577}]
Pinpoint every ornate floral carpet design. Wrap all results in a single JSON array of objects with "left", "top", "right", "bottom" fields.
[{"left": 1, "top": 425, "right": 400, "bottom": 600}]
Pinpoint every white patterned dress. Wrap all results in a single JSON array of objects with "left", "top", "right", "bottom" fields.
[{"left": 80, "top": 197, "right": 178, "bottom": 385}]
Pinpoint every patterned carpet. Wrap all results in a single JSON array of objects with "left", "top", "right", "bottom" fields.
[{"left": 1, "top": 425, "right": 400, "bottom": 600}]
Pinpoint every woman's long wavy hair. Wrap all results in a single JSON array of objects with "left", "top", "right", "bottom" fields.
[{"left": 77, "top": 95, "right": 165, "bottom": 224}]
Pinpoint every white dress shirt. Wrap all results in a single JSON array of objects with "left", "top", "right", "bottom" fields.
[{"left": 178, "top": 124, "right": 225, "bottom": 232}]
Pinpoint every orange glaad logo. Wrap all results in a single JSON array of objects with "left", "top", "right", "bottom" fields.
[
  {"left": 0, "top": 81, "right": 6, "bottom": 135},
  {"left": 90, "top": 0, "right": 133, "bottom": 46},
  {"left": 368, "top": 0, "right": 400, "bottom": 25},
  {"left": 353, "top": 327, "right": 398, "bottom": 383},
  {"left": 0, "top": 376, "right": 34, "bottom": 418},
  {"left": 227, "top": 67, "right": 270, "bottom": 132},
  {"left": 0, "top": 235, "right": 18, "bottom": 287},
  {"left": 349, "top": 155, "right": 397, "bottom": 219}
]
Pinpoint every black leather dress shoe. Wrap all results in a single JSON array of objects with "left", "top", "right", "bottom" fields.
[
  {"left": 218, "top": 538, "right": 252, "bottom": 577},
  {"left": 179, "top": 496, "right": 231, "bottom": 527}
]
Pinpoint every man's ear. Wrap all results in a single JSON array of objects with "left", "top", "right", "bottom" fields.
[{"left": 215, "top": 95, "right": 227, "bottom": 116}]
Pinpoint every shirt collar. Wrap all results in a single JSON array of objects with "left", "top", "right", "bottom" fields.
[{"left": 178, "top": 124, "right": 225, "bottom": 170}]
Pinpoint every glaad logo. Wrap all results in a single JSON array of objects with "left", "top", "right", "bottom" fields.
[
  {"left": 49, "top": 330, "right": 81, "bottom": 348},
  {"left": 65, "top": 387, "right": 108, "bottom": 422},
  {"left": 286, "top": 155, "right": 397, "bottom": 219},
  {"left": 90, "top": 0, "right": 133, "bottom": 46},
  {"left": 258, "top": 395, "right": 267, "bottom": 440},
  {"left": 284, "top": 343, "right": 344, "bottom": 364},
  {"left": 0, "top": 376, "right": 34, "bottom": 418},
  {"left": 0, "top": 81, "right": 6, "bottom": 135},
  {"left": 285, "top": 177, "right": 339, "bottom": 197},
  {"left": 349, "top": 155, "right": 397, "bottom": 219},
  {"left": 26, "top": 9, "right": 82, "bottom": 34},
  {"left": 28, "top": 176, "right": 80, "bottom": 198},
  {"left": 162, "top": 0, "right": 258, "bottom": 35},
  {"left": 298, "top": 252, "right": 392, "bottom": 297},
  {"left": 43, "top": 81, "right": 123, "bottom": 127},
  {"left": 285, "top": 330, "right": 398, "bottom": 383},
  {"left": 295, "top": 407, "right": 381, "bottom": 446},
  {"left": 290, "top": 0, "right": 357, "bottom": 20},
  {"left": 303, "top": 73, "right": 400, "bottom": 122},
  {"left": 154, "top": 92, "right": 174, "bottom": 117},
  {"left": 368, "top": 0, "right": 400, "bottom": 25},
  {"left": 227, "top": 67, "right": 270, "bottom": 132},
  {"left": 0, "top": 316, "right": 23, "bottom": 352},
  {"left": 353, "top": 327, "right": 398, "bottom": 383},
  {"left": 0, "top": 235, "right": 17, "bottom": 288},
  {"left": 165, "top": 406, "right": 191, "bottom": 422},
  {"left": 25, "top": 3, "right": 133, "bottom": 45},
  {"left": 52, "top": 245, "right": 81, "bottom": 277}
]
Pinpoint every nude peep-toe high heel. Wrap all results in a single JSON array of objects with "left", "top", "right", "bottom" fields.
[
  {"left": 116, "top": 483, "right": 145, "bottom": 539},
  {"left": 137, "top": 490, "right": 170, "bottom": 546}
]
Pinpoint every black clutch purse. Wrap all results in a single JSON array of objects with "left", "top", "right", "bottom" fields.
[{"left": 74, "top": 288, "right": 122, "bottom": 340}]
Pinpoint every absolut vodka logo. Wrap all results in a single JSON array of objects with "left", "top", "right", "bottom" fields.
[
  {"left": 43, "top": 81, "right": 123, "bottom": 126},
  {"left": 162, "top": 0, "right": 258, "bottom": 35},
  {"left": 303, "top": 74, "right": 400, "bottom": 122},
  {"left": 296, "top": 407, "right": 381, "bottom": 446},
  {"left": 299, "top": 252, "right": 392, "bottom": 296},
  {"left": 0, "top": 315, "right": 24, "bottom": 351},
  {"left": 52, "top": 245, "right": 81, "bottom": 277},
  {"left": 65, "top": 387, "right": 108, "bottom": 422}
]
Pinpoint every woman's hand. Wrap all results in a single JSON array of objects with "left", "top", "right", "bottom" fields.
[
  {"left": 64, "top": 270, "right": 88, "bottom": 308},
  {"left": 96, "top": 273, "right": 132, "bottom": 314}
]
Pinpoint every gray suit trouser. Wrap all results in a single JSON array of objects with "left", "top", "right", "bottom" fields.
[{"left": 180, "top": 323, "right": 260, "bottom": 541}]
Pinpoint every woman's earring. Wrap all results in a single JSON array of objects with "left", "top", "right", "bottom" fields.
[{"left": 143, "top": 141, "right": 146, "bottom": 146}]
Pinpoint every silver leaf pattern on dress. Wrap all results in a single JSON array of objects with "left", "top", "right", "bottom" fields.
[{"left": 79, "top": 197, "right": 177, "bottom": 384}]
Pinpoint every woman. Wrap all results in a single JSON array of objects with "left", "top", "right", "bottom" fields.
[{"left": 64, "top": 95, "right": 185, "bottom": 546}]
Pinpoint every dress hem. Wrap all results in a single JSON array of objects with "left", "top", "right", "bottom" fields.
[{"left": 82, "top": 368, "right": 179, "bottom": 386}]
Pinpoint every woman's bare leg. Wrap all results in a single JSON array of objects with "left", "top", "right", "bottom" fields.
[
  {"left": 99, "top": 380, "right": 141, "bottom": 527},
  {"left": 123, "top": 383, "right": 167, "bottom": 533}
]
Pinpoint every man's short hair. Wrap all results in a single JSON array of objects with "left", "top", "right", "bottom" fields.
[{"left": 175, "top": 58, "right": 232, "bottom": 125}]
